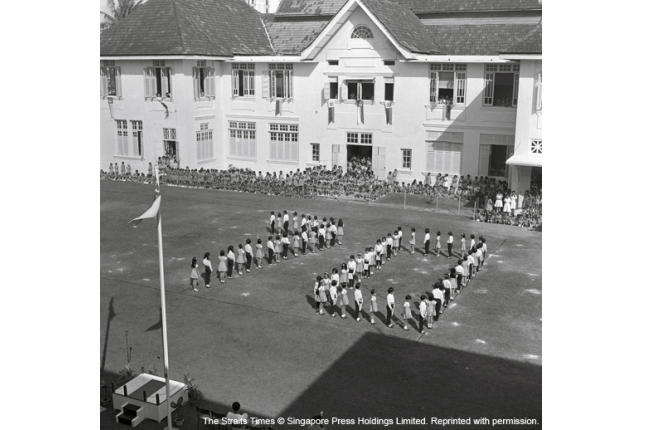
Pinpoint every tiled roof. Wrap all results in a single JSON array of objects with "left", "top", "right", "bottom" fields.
[
  {"left": 265, "top": 17, "right": 331, "bottom": 55},
  {"left": 276, "top": 0, "right": 349, "bottom": 16},
  {"left": 425, "top": 23, "right": 539, "bottom": 56},
  {"left": 500, "top": 21, "right": 542, "bottom": 54},
  {"left": 384, "top": 0, "right": 542, "bottom": 14},
  {"left": 100, "top": 0, "right": 274, "bottom": 57},
  {"left": 276, "top": 0, "right": 542, "bottom": 16},
  {"left": 363, "top": 0, "right": 443, "bottom": 55}
]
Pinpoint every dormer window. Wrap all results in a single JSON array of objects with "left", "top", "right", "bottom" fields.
[{"left": 351, "top": 25, "right": 373, "bottom": 39}]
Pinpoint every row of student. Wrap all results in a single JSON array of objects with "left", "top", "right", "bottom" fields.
[
  {"left": 187, "top": 212, "right": 346, "bottom": 290},
  {"left": 312, "top": 236, "right": 488, "bottom": 331}
]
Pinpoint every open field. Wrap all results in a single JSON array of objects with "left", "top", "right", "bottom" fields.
[{"left": 100, "top": 180, "right": 542, "bottom": 429}]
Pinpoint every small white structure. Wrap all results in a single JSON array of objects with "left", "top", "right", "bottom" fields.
[{"left": 112, "top": 373, "right": 186, "bottom": 426}]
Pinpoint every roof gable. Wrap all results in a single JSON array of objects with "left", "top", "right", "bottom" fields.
[{"left": 100, "top": 0, "right": 274, "bottom": 57}]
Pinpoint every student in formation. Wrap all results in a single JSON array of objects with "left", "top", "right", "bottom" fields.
[
  {"left": 430, "top": 283, "right": 443, "bottom": 320},
  {"left": 292, "top": 212, "right": 299, "bottom": 234},
  {"left": 369, "top": 289, "right": 378, "bottom": 324},
  {"left": 331, "top": 268, "right": 340, "bottom": 293},
  {"left": 362, "top": 249, "right": 370, "bottom": 278},
  {"left": 409, "top": 227, "right": 416, "bottom": 254},
  {"left": 369, "top": 247, "right": 376, "bottom": 276},
  {"left": 442, "top": 274, "right": 452, "bottom": 307},
  {"left": 269, "top": 211, "right": 276, "bottom": 234},
  {"left": 244, "top": 239, "right": 253, "bottom": 273},
  {"left": 347, "top": 256, "right": 357, "bottom": 290},
  {"left": 394, "top": 226, "right": 403, "bottom": 255},
  {"left": 467, "top": 249, "right": 476, "bottom": 280},
  {"left": 292, "top": 231, "right": 300, "bottom": 257},
  {"left": 190, "top": 257, "right": 199, "bottom": 292},
  {"left": 340, "top": 263, "right": 348, "bottom": 290},
  {"left": 339, "top": 285, "right": 349, "bottom": 318},
  {"left": 460, "top": 233, "right": 467, "bottom": 259},
  {"left": 386, "top": 233, "right": 393, "bottom": 261},
  {"left": 299, "top": 229, "right": 307, "bottom": 255},
  {"left": 273, "top": 235, "right": 282, "bottom": 262},
  {"left": 354, "top": 283, "right": 363, "bottom": 321},
  {"left": 470, "top": 234, "right": 477, "bottom": 252},
  {"left": 337, "top": 219, "right": 344, "bottom": 245},
  {"left": 455, "top": 260, "right": 465, "bottom": 293},
  {"left": 425, "top": 295, "right": 436, "bottom": 328},
  {"left": 475, "top": 243, "right": 483, "bottom": 272},
  {"left": 460, "top": 257, "right": 470, "bottom": 288},
  {"left": 418, "top": 295, "right": 428, "bottom": 334},
  {"left": 424, "top": 228, "right": 431, "bottom": 256},
  {"left": 449, "top": 267, "right": 458, "bottom": 300},
  {"left": 203, "top": 252, "right": 213, "bottom": 288},
  {"left": 479, "top": 237, "right": 487, "bottom": 266},
  {"left": 401, "top": 295, "right": 412, "bottom": 331},
  {"left": 281, "top": 234, "right": 290, "bottom": 260},
  {"left": 321, "top": 272, "right": 331, "bottom": 308},
  {"left": 447, "top": 232, "right": 454, "bottom": 259},
  {"left": 495, "top": 191, "right": 504, "bottom": 213},
  {"left": 386, "top": 287, "right": 395, "bottom": 328},
  {"left": 318, "top": 224, "right": 326, "bottom": 251},
  {"left": 217, "top": 250, "right": 227, "bottom": 283},
  {"left": 236, "top": 244, "right": 245, "bottom": 275},
  {"left": 315, "top": 275, "right": 326, "bottom": 315},
  {"left": 226, "top": 246, "right": 235, "bottom": 279},
  {"left": 282, "top": 210, "right": 290, "bottom": 234},
  {"left": 329, "top": 280, "right": 339, "bottom": 317},
  {"left": 435, "top": 231, "right": 441, "bottom": 257},
  {"left": 267, "top": 236, "right": 275, "bottom": 265},
  {"left": 375, "top": 240, "right": 384, "bottom": 270},
  {"left": 255, "top": 239, "right": 264, "bottom": 269},
  {"left": 329, "top": 221, "right": 337, "bottom": 246},
  {"left": 308, "top": 226, "right": 317, "bottom": 253}
]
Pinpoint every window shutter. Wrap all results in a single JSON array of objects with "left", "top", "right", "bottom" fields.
[
  {"left": 100, "top": 67, "right": 108, "bottom": 97},
  {"left": 292, "top": 138, "right": 298, "bottom": 161},
  {"left": 192, "top": 67, "right": 199, "bottom": 98},
  {"left": 161, "top": 68, "right": 169, "bottom": 96},
  {"left": 478, "top": 145, "right": 491, "bottom": 176},
  {"left": 426, "top": 142, "right": 436, "bottom": 172},
  {"left": 232, "top": 70, "right": 240, "bottom": 96},
  {"left": 270, "top": 71, "right": 276, "bottom": 98},
  {"left": 115, "top": 67, "right": 122, "bottom": 97},
  {"left": 323, "top": 83, "right": 330, "bottom": 100},
  {"left": 341, "top": 81, "right": 347, "bottom": 101},
  {"left": 262, "top": 71, "right": 269, "bottom": 98},
  {"left": 206, "top": 68, "right": 215, "bottom": 98},
  {"left": 244, "top": 72, "right": 251, "bottom": 97},
  {"left": 483, "top": 73, "right": 494, "bottom": 106},
  {"left": 451, "top": 144, "right": 462, "bottom": 175},
  {"left": 455, "top": 72, "right": 465, "bottom": 104},
  {"left": 513, "top": 72, "right": 519, "bottom": 107},
  {"left": 288, "top": 70, "right": 293, "bottom": 98},
  {"left": 429, "top": 72, "right": 437, "bottom": 102},
  {"left": 536, "top": 71, "right": 542, "bottom": 111},
  {"left": 144, "top": 67, "right": 155, "bottom": 99}
]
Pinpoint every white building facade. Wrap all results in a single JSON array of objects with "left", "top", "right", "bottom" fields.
[{"left": 100, "top": 0, "right": 542, "bottom": 201}]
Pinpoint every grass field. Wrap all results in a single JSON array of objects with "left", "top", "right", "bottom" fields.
[{"left": 100, "top": 180, "right": 542, "bottom": 429}]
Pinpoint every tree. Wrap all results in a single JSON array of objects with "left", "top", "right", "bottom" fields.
[{"left": 100, "top": 0, "right": 145, "bottom": 32}]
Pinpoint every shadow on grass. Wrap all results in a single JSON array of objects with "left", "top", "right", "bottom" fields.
[{"left": 278, "top": 332, "right": 541, "bottom": 429}]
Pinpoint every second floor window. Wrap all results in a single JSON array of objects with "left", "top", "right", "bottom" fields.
[
  {"left": 100, "top": 60, "right": 121, "bottom": 97},
  {"left": 484, "top": 63, "right": 520, "bottom": 107},
  {"left": 232, "top": 63, "right": 255, "bottom": 97},
  {"left": 269, "top": 64, "right": 293, "bottom": 98},
  {"left": 324, "top": 77, "right": 338, "bottom": 100},
  {"left": 429, "top": 63, "right": 466, "bottom": 104},
  {"left": 384, "top": 77, "right": 394, "bottom": 101},
  {"left": 346, "top": 80, "right": 374, "bottom": 101},
  {"left": 193, "top": 61, "right": 215, "bottom": 99},
  {"left": 144, "top": 60, "right": 172, "bottom": 99}
]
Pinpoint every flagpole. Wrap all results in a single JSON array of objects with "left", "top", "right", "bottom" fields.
[{"left": 154, "top": 165, "right": 174, "bottom": 430}]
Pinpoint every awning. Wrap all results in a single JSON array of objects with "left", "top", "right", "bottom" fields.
[{"left": 505, "top": 154, "right": 542, "bottom": 167}]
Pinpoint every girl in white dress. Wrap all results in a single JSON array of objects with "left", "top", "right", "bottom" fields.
[
  {"left": 190, "top": 257, "right": 199, "bottom": 291},
  {"left": 369, "top": 289, "right": 378, "bottom": 324},
  {"left": 435, "top": 231, "right": 441, "bottom": 257},
  {"left": 217, "top": 250, "right": 227, "bottom": 283},
  {"left": 494, "top": 192, "right": 503, "bottom": 213},
  {"left": 510, "top": 191, "right": 518, "bottom": 214},
  {"left": 503, "top": 195, "right": 511, "bottom": 214},
  {"left": 409, "top": 227, "right": 416, "bottom": 254},
  {"left": 337, "top": 219, "right": 344, "bottom": 245},
  {"left": 255, "top": 239, "right": 264, "bottom": 269},
  {"left": 401, "top": 295, "right": 412, "bottom": 331},
  {"left": 236, "top": 244, "right": 245, "bottom": 275}
]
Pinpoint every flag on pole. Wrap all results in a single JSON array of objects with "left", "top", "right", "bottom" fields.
[{"left": 129, "top": 196, "right": 161, "bottom": 226}]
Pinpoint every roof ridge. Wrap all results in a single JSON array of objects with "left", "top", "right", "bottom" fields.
[{"left": 261, "top": 15, "right": 278, "bottom": 55}]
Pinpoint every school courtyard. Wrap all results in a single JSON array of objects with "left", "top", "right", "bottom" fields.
[{"left": 100, "top": 180, "right": 542, "bottom": 429}]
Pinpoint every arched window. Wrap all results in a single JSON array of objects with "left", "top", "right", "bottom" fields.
[{"left": 351, "top": 25, "right": 373, "bottom": 39}]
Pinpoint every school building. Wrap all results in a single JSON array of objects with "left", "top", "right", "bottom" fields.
[{"left": 100, "top": 0, "right": 542, "bottom": 198}]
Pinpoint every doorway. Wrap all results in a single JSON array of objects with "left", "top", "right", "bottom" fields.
[{"left": 346, "top": 145, "right": 373, "bottom": 175}]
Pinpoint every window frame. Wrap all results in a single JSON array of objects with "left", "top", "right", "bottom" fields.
[
  {"left": 351, "top": 25, "right": 373, "bottom": 39},
  {"left": 269, "top": 64, "right": 293, "bottom": 99},
  {"left": 483, "top": 64, "right": 520, "bottom": 107},
  {"left": 193, "top": 61, "right": 216, "bottom": 100},
  {"left": 401, "top": 149, "right": 412, "bottom": 170},
  {"left": 425, "top": 135, "right": 463, "bottom": 176},
  {"left": 269, "top": 123, "right": 299, "bottom": 162},
  {"left": 231, "top": 63, "right": 255, "bottom": 98},
  {"left": 130, "top": 120, "right": 143, "bottom": 157},
  {"left": 384, "top": 77, "right": 394, "bottom": 102},
  {"left": 346, "top": 80, "right": 375, "bottom": 102},
  {"left": 530, "top": 140, "right": 542, "bottom": 154},
  {"left": 196, "top": 122, "right": 215, "bottom": 162},
  {"left": 346, "top": 132, "right": 372, "bottom": 145},
  {"left": 144, "top": 61, "right": 173, "bottom": 100},
  {"left": 101, "top": 61, "right": 122, "bottom": 98},
  {"left": 116, "top": 119, "right": 129, "bottom": 156},
  {"left": 228, "top": 121, "right": 257, "bottom": 159},
  {"left": 429, "top": 64, "right": 466, "bottom": 105},
  {"left": 311, "top": 143, "right": 320, "bottom": 162}
]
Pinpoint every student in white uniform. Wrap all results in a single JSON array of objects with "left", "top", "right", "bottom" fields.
[{"left": 354, "top": 283, "right": 363, "bottom": 321}]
